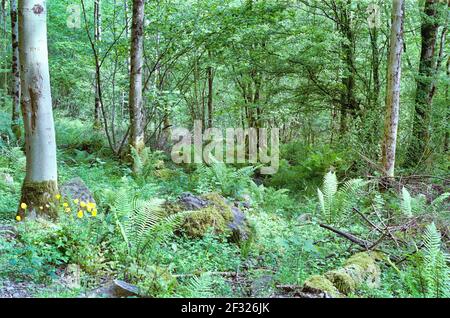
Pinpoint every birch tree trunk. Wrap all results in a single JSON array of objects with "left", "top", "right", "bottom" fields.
[
  {"left": 18, "top": 0, "right": 58, "bottom": 219},
  {"left": 10, "top": 0, "right": 21, "bottom": 140},
  {"left": 128, "top": 0, "right": 145, "bottom": 172},
  {"left": 382, "top": 0, "right": 405, "bottom": 178}
]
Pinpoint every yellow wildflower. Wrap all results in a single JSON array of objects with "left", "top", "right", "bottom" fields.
[
  {"left": 80, "top": 201, "right": 87, "bottom": 208},
  {"left": 65, "top": 208, "right": 71, "bottom": 213},
  {"left": 55, "top": 194, "right": 61, "bottom": 200},
  {"left": 73, "top": 199, "right": 79, "bottom": 204},
  {"left": 77, "top": 210, "right": 84, "bottom": 218},
  {"left": 91, "top": 209, "right": 97, "bottom": 217},
  {"left": 16, "top": 215, "right": 21, "bottom": 222},
  {"left": 63, "top": 202, "right": 69, "bottom": 208},
  {"left": 20, "top": 203, "right": 27, "bottom": 210}
]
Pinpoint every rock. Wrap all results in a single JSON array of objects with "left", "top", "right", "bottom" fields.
[
  {"left": 179, "top": 192, "right": 209, "bottom": 210},
  {"left": 87, "top": 280, "right": 139, "bottom": 298},
  {"left": 60, "top": 177, "right": 96, "bottom": 206},
  {"left": 169, "top": 192, "right": 252, "bottom": 243}
]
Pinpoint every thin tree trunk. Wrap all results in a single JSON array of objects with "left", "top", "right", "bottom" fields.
[
  {"left": 18, "top": 0, "right": 58, "bottom": 219},
  {"left": 94, "top": 0, "right": 102, "bottom": 128},
  {"left": 128, "top": 0, "right": 145, "bottom": 172},
  {"left": 382, "top": 0, "right": 405, "bottom": 178},
  {"left": 407, "top": 0, "right": 441, "bottom": 164},
  {"left": 207, "top": 50, "right": 213, "bottom": 128},
  {"left": 10, "top": 0, "right": 21, "bottom": 140}
]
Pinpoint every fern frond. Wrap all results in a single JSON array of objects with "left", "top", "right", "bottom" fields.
[
  {"left": 180, "top": 273, "right": 215, "bottom": 298},
  {"left": 422, "top": 223, "right": 450, "bottom": 298},
  {"left": 401, "top": 187, "right": 413, "bottom": 217}
]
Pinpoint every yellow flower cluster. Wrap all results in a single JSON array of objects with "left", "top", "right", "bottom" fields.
[
  {"left": 16, "top": 194, "right": 99, "bottom": 221},
  {"left": 74, "top": 199, "right": 97, "bottom": 219}
]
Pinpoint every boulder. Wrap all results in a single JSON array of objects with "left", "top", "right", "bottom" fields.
[
  {"left": 87, "top": 280, "right": 139, "bottom": 298},
  {"left": 167, "top": 192, "right": 252, "bottom": 243},
  {"left": 60, "top": 177, "right": 96, "bottom": 207}
]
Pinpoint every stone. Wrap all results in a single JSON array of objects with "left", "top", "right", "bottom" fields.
[
  {"left": 170, "top": 192, "right": 252, "bottom": 243},
  {"left": 60, "top": 177, "right": 96, "bottom": 206},
  {"left": 87, "top": 280, "right": 139, "bottom": 298}
]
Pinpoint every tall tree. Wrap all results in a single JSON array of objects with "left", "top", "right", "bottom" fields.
[
  {"left": 10, "top": 0, "right": 21, "bottom": 139},
  {"left": 93, "top": 0, "right": 102, "bottom": 128},
  {"left": 382, "top": 0, "right": 405, "bottom": 177},
  {"left": 128, "top": 0, "right": 145, "bottom": 172},
  {"left": 17, "top": 0, "right": 58, "bottom": 219},
  {"left": 382, "top": 0, "right": 405, "bottom": 178},
  {"left": 407, "top": 0, "right": 442, "bottom": 165}
]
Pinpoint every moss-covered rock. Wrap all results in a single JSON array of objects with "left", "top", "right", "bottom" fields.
[
  {"left": 181, "top": 205, "right": 233, "bottom": 238},
  {"left": 303, "top": 275, "right": 341, "bottom": 298},
  {"left": 165, "top": 192, "right": 253, "bottom": 244}
]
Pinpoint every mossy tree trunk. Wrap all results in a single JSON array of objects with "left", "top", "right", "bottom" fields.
[
  {"left": 18, "top": 0, "right": 58, "bottom": 219},
  {"left": 128, "top": 0, "right": 145, "bottom": 173},
  {"left": 381, "top": 0, "right": 405, "bottom": 178}
]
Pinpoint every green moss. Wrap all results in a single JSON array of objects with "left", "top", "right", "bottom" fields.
[
  {"left": 181, "top": 206, "right": 232, "bottom": 238},
  {"left": 325, "top": 269, "right": 357, "bottom": 294},
  {"left": 18, "top": 180, "right": 59, "bottom": 219},
  {"left": 303, "top": 275, "right": 341, "bottom": 298},
  {"left": 344, "top": 252, "right": 381, "bottom": 288}
]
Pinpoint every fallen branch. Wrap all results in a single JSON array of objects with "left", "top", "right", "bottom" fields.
[{"left": 319, "top": 223, "right": 371, "bottom": 249}]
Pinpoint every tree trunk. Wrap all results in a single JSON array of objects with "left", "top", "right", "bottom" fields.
[
  {"left": 382, "top": 0, "right": 405, "bottom": 178},
  {"left": 18, "top": 0, "right": 58, "bottom": 219},
  {"left": 207, "top": 50, "right": 213, "bottom": 129},
  {"left": 94, "top": 0, "right": 102, "bottom": 128},
  {"left": 407, "top": 0, "right": 441, "bottom": 164},
  {"left": 10, "top": 0, "right": 21, "bottom": 140},
  {"left": 128, "top": 0, "right": 145, "bottom": 172}
]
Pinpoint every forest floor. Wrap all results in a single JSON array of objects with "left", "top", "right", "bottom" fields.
[{"left": 0, "top": 117, "right": 449, "bottom": 298}]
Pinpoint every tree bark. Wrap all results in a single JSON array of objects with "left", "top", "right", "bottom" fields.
[
  {"left": 382, "top": 0, "right": 405, "bottom": 178},
  {"left": 128, "top": 0, "right": 145, "bottom": 172},
  {"left": 10, "top": 0, "right": 21, "bottom": 140},
  {"left": 407, "top": 0, "right": 441, "bottom": 164},
  {"left": 18, "top": 0, "right": 58, "bottom": 219},
  {"left": 207, "top": 50, "right": 214, "bottom": 129},
  {"left": 93, "top": 0, "right": 102, "bottom": 128}
]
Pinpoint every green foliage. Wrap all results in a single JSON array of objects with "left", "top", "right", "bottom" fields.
[
  {"left": 317, "top": 171, "right": 367, "bottom": 223},
  {"left": 177, "top": 273, "right": 215, "bottom": 298},
  {"left": 193, "top": 163, "right": 256, "bottom": 199},
  {"left": 109, "top": 191, "right": 189, "bottom": 261},
  {"left": 402, "top": 223, "right": 450, "bottom": 298}
]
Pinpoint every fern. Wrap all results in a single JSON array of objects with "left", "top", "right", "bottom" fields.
[
  {"left": 401, "top": 187, "right": 413, "bottom": 217},
  {"left": 317, "top": 171, "right": 367, "bottom": 223},
  {"left": 109, "top": 192, "right": 189, "bottom": 260},
  {"left": 178, "top": 273, "right": 215, "bottom": 298},
  {"left": 422, "top": 223, "right": 450, "bottom": 298}
]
